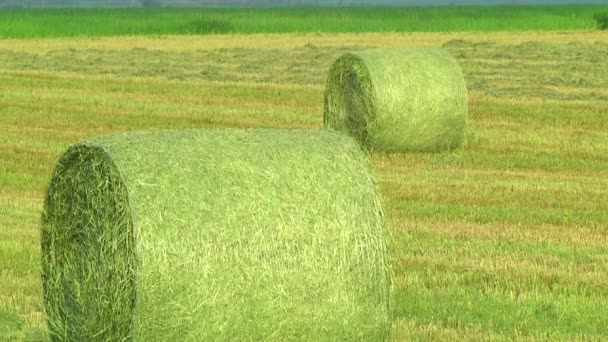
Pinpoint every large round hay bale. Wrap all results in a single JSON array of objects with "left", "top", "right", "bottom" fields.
[
  {"left": 41, "top": 129, "right": 391, "bottom": 341},
  {"left": 324, "top": 48, "right": 468, "bottom": 152}
]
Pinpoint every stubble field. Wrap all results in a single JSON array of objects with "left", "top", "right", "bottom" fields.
[{"left": 1, "top": 27, "right": 607, "bottom": 340}]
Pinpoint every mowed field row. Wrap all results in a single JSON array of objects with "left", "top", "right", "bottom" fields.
[{"left": 1, "top": 32, "right": 607, "bottom": 340}]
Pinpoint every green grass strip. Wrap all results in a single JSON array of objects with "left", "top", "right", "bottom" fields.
[{"left": 0, "top": 6, "right": 607, "bottom": 38}]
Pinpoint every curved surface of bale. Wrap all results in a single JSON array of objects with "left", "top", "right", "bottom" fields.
[
  {"left": 41, "top": 129, "right": 390, "bottom": 341},
  {"left": 324, "top": 48, "right": 468, "bottom": 152}
]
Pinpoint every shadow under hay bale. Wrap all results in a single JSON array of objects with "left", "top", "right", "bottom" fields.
[
  {"left": 324, "top": 48, "right": 468, "bottom": 153},
  {"left": 41, "top": 129, "right": 391, "bottom": 341}
]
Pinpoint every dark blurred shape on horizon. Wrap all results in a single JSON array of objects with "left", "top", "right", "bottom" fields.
[{"left": 1, "top": 0, "right": 607, "bottom": 8}]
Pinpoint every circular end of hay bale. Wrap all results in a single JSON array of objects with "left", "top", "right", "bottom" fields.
[
  {"left": 41, "top": 145, "right": 136, "bottom": 340},
  {"left": 324, "top": 48, "right": 468, "bottom": 152},
  {"left": 323, "top": 53, "right": 376, "bottom": 149},
  {"left": 41, "top": 129, "right": 390, "bottom": 341}
]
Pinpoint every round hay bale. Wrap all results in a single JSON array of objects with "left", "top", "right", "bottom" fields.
[
  {"left": 324, "top": 48, "right": 468, "bottom": 152},
  {"left": 41, "top": 129, "right": 391, "bottom": 341}
]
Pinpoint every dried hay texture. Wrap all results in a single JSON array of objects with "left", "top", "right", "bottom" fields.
[
  {"left": 324, "top": 48, "right": 468, "bottom": 152},
  {"left": 41, "top": 129, "right": 391, "bottom": 341}
]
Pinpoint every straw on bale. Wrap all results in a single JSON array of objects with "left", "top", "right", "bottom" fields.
[
  {"left": 41, "top": 129, "right": 391, "bottom": 341},
  {"left": 324, "top": 48, "right": 468, "bottom": 152}
]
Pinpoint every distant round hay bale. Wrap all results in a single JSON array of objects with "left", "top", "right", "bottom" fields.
[
  {"left": 324, "top": 48, "right": 468, "bottom": 152},
  {"left": 41, "top": 129, "right": 391, "bottom": 341}
]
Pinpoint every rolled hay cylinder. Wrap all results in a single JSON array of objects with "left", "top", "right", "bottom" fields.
[
  {"left": 324, "top": 48, "right": 468, "bottom": 152},
  {"left": 41, "top": 129, "right": 391, "bottom": 341}
]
